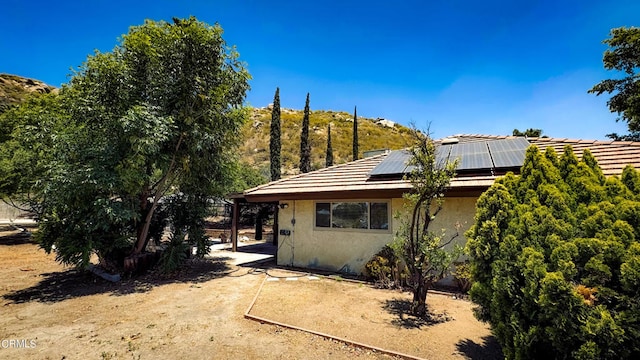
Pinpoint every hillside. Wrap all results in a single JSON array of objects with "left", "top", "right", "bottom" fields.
[
  {"left": 0, "top": 74, "right": 414, "bottom": 178},
  {"left": 242, "top": 107, "right": 415, "bottom": 177},
  {"left": 0, "top": 74, "right": 56, "bottom": 113}
]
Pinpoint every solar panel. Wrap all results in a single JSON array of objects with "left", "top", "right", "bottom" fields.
[
  {"left": 367, "top": 137, "right": 531, "bottom": 180},
  {"left": 450, "top": 142, "right": 493, "bottom": 170},
  {"left": 368, "top": 150, "right": 412, "bottom": 177},
  {"left": 488, "top": 138, "right": 529, "bottom": 168},
  {"left": 435, "top": 144, "right": 452, "bottom": 167}
]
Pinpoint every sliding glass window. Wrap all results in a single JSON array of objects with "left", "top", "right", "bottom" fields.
[{"left": 315, "top": 201, "right": 389, "bottom": 231}]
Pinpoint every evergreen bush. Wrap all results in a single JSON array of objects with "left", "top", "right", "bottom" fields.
[{"left": 467, "top": 145, "right": 640, "bottom": 359}]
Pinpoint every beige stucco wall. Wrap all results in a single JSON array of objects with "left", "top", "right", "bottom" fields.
[
  {"left": 276, "top": 196, "right": 478, "bottom": 275},
  {"left": 428, "top": 196, "right": 479, "bottom": 255}
]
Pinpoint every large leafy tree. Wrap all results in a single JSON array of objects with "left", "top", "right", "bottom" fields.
[
  {"left": 299, "top": 92, "right": 311, "bottom": 173},
  {"left": 467, "top": 145, "right": 640, "bottom": 359},
  {"left": 1, "top": 17, "right": 250, "bottom": 271},
  {"left": 392, "top": 128, "right": 460, "bottom": 316},
  {"left": 270, "top": 87, "right": 281, "bottom": 181},
  {"left": 589, "top": 27, "right": 640, "bottom": 141}
]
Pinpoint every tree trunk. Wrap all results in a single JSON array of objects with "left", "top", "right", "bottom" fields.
[
  {"left": 136, "top": 187, "right": 149, "bottom": 241},
  {"left": 412, "top": 280, "right": 429, "bottom": 317},
  {"left": 132, "top": 134, "right": 184, "bottom": 255},
  {"left": 411, "top": 270, "right": 429, "bottom": 317},
  {"left": 133, "top": 200, "right": 160, "bottom": 254}
]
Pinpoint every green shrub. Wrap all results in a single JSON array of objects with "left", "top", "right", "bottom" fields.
[
  {"left": 453, "top": 261, "right": 472, "bottom": 293},
  {"left": 467, "top": 145, "right": 640, "bottom": 359},
  {"left": 158, "top": 232, "right": 189, "bottom": 274},
  {"left": 365, "top": 245, "right": 408, "bottom": 288}
]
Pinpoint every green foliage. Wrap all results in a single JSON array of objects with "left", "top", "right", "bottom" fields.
[
  {"left": 364, "top": 245, "right": 408, "bottom": 288},
  {"left": 325, "top": 124, "right": 334, "bottom": 167},
  {"left": 0, "top": 92, "right": 66, "bottom": 207},
  {"left": 161, "top": 193, "right": 212, "bottom": 258},
  {"left": 269, "top": 87, "right": 281, "bottom": 181},
  {"left": 589, "top": 27, "right": 640, "bottom": 141},
  {"left": 513, "top": 128, "right": 543, "bottom": 137},
  {"left": 158, "top": 231, "right": 189, "bottom": 274},
  {"left": 605, "top": 131, "right": 640, "bottom": 141},
  {"left": 299, "top": 93, "right": 311, "bottom": 173},
  {"left": 453, "top": 261, "right": 473, "bottom": 293},
  {"left": 353, "top": 106, "right": 359, "bottom": 161},
  {"left": 231, "top": 161, "right": 267, "bottom": 192},
  {"left": 394, "top": 127, "right": 460, "bottom": 316},
  {"left": 1, "top": 17, "right": 250, "bottom": 271},
  {"left": 466, "top": 143, "right": 640, "bottom": 359}
]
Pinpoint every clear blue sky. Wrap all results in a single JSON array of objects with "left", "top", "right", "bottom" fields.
[{"left": 2, "top": 0, "right": 638, "bottom": 139}]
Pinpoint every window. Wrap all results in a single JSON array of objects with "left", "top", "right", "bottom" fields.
[
  {"left": 370, "top": 202, "right": 389, "bottom": 230},
  {"left": 315, "top": 201, "right": 389, "bottom": 231},
  {"left": 315, "top": 203, "right": 331, "bottom": 227}
]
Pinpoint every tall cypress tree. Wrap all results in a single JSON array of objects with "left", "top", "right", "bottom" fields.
[
  {"left": 326, "top": 123, "right": 334, "bottom": 167},
  {"left": 352, "top": 106, "right": 359, "bottom": 161},
  {"left": 269, "top": 87, "right": 281, "bottom": 181},
  {"left": 299, "top": 93, "right": 311, "bottom": 173}
]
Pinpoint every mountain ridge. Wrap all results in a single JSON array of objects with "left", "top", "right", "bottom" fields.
[
  {"left": 0, "top": 74, "right": 56, "bottom": 113},
  {"left": 242, "top": 106, "right": 414, "bottom": 177}
]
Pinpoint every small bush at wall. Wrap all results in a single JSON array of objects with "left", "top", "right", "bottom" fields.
[
  {"left": 365, "top": 245, "right": 408, "bottom": 289},
  {"left": 453, "top": 261, "right": 473, "bottom": 293}
]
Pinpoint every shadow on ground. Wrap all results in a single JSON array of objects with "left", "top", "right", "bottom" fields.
[
  {"left": 382, "top": 298, "right": 453, "bottom": 329},
  {"left": 235, "top": 241, "right": 276, "bottom": 255},
  {"left": 456, "top": 335, "right": 504, "bottom": 360},
  {"left": 3, "top": 257, "right": 234, "bottom": 304},
  {"left": 0, "top": 230, "right": 36, "bottom": 245}
]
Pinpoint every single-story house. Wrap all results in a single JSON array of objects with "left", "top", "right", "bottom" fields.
[{"left": 234, "top": 134, "right": 640, "bottom": 275}]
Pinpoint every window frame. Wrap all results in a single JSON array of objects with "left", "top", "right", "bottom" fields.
[{"left": 313, "top": 200, "right": 392, "bottom": 233}]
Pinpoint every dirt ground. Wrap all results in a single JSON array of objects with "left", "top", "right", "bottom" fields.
[{"left": 0, "top": 231, "right": 502, "bottom": 360}]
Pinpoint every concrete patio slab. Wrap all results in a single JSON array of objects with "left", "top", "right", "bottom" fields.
[{"left": 206, "top": 240, "right": 275, "bottom": 266}]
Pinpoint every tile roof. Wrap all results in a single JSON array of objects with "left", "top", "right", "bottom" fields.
[
  {"left": 244, "top": 154, "right": 412, "bottom": 201},
  {"left": 243, "top": 135, "right": 640, "bottom": 201}
]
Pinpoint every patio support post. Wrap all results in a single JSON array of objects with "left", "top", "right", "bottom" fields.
[{"left": 231, "top": 198, "right": 239, "bottom": 252}]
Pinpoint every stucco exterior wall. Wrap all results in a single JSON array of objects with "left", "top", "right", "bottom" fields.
[
  {"left": 276, "top": 196, "right": 478, "bottom": 274},
  {"left": 428, "top": 196, "right": 479, "bottom": 254}
]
